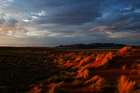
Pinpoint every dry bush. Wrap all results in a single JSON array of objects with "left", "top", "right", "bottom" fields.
[
  {"left": 47, "top": 82, "right": 64, "bottom": 93},
  {"left": 47, "top": 83, "right": 57, "bottom": 93},
  {"left": 85, "top": 75, "right": 105, "bottom": 92},
  {"left": 92, "top": 52, "right": 113, "bottom": 68},
  {"left": 118, "top": 75, "right": 136, "bottom": 93},
  {"left": 28, "top": 83, "right": 42, "bottom": 93},
  {"left": 64, "top": 61, "right": 74, "bottom": 68},
  {"left": 76, "top": 69, "right": 89, "bottom": 79},
  {"left": 74, "top": 55, "right": 82, "bottom": 62},
  {"left": 118, "top": 46, "right": 131, "bottom": 57}
]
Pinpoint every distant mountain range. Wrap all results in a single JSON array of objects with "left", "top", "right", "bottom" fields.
[{"left": 57, "top": 43, "right": 126, "bottom": 49}]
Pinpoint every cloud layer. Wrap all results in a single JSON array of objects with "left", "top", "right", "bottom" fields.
[{"left": 0, "top": 0, "right": 140, "bottom": 46}]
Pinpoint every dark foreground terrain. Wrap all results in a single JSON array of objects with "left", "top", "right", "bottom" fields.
[
  {"left": 0, "top": 47, "right": 60, "bottom": 93},
  {"left": 0, "top": 46, "right": 139, "bottom": 93}
]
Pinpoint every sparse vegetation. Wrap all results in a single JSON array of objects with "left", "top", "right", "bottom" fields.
[
  {"left": 118, "top": 75, "right": 135, "bottom": 93},
  {"left": 0, "top": 46, "right": 139, "bottom": 93}
]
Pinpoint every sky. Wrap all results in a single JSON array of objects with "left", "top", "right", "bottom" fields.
[{"left": 0, "top": 0, "right": 140, "bottom": 46}]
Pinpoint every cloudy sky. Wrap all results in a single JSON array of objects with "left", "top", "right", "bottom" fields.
[{"left": 0, "top": 0, "right": 140, "bottom": 46}]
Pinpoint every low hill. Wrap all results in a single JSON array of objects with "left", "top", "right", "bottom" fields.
[{"left": 57, "top": 43, "right": 125, "bottom": 49}]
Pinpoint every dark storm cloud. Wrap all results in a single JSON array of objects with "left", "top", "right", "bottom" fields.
[
  {"left": 14, "top": 0, "right": 140, "bottom": 26},
  {"left": 6, "top": 18, "right": 18, "bottom": 27},
  {"left": 0, "top": 14, "right": 18, "bottom": 27},
  {"left": 42, "top": 0, "right": 140, "bottom": 45},
  {"left": 31, "top": 0, "right": 101, "bottom": 25},
  {"left": 96, "top": 8, "right": 140, "bottom": 33}
]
